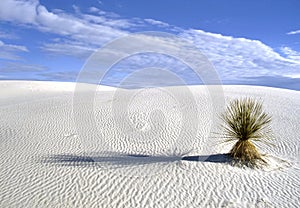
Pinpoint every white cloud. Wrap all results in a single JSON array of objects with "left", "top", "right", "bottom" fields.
[
  {"left": 0, "top": 40, "right": 28, "bottom": 51},
  {"left": 283, "top": 74, "right": 300, "bottom": 79},
  {"left": 0, "top": 31, "right": 18, "bottom": 39},
  {"left": 38, "top": 70, "right": 78, "bottom": 81},
  {"left": 144, "top": 19, "right": 170, "bottom": 28},
  {"left": 89, "top": 7, "right": 100, "bottom": 13},
  {"left": 0, "top": 40, "right": 28, "bottom": 60},
  {"left": 88, "top": 7, "right": 119, "bottom": 18},
  {"left": 41, "top": 41, "right": 96, "bottom": 59},
  {"left": 72, "top": 5, "right": 81, "bottom": 14},
  {"left": 0, "top": 0, "right": 129, "bottom": 45},
  {"left": 0, "top": 0, "right": 39, "bottom": 24},
  {"left": 280, "top": 47, "right": 300, "bottom": 62},
  {"left": 1, "top": 0, "right": 300, "bottom": 85},
  {"left": 82, "top": 14, "right": 135, "bottom": 29},
  {"left": 0, "top": 61, "right": 47, "bottom": 72},
  {"left": 287, "top": 30, "right": 300, "bottom": 35},
  {"left": 0, "top": 0, "right": 135, "bottom": 59},
  {"left": 0, "top": 1, "right": 175, "bottom": 60},
  {"left": 178, "top": 29, "right": 300, "bottom": 79}
]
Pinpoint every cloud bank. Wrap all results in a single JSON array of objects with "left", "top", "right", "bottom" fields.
[{"left": 0, "top": 0, "right": 300, "bottom": 90}]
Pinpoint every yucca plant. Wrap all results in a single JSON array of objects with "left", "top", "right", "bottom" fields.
[{"left": 220, "top": 97, "right": 272, "bottom": 166}]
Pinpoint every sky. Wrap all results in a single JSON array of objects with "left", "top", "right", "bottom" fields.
[{"left": 0, "top": 0, "right": 300, "bottom": 90}]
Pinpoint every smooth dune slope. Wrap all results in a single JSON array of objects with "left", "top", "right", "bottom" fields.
[{"left": 0, "top": 81, "right": 299, "bottom": 208}]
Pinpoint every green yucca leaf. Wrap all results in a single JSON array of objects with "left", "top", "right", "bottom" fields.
[
  {"left": 217, "top": 98, "right": 274, "bottom": 166},
  {"left": 221, "top": 98, "right": 272, "bottom": 143}
]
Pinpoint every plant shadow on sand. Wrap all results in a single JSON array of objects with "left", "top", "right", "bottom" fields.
[{"left": 41, "top": 152, "right": 233, "bottom": 167}]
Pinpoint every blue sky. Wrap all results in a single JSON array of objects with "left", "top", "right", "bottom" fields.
[{"left": 0, "top": 0, "right": 300, "bottom": 90}]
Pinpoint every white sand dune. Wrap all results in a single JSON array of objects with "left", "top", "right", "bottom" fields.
[{"left": 0, "top": 80, "right": 299, "bottom": 207}]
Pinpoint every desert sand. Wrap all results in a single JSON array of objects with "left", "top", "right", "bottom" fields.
[{"left": 0, "top": 81, "right": 299, "bottom": 207}]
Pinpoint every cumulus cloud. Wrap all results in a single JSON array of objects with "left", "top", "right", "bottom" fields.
[
  {"left": 0, "top": 0, "right": 38, "bottom": 24},
  {"left": 35, "top": 5, "right": 127, "bottom": 41},
  {"left": 0, "top": 0, "right": 129, "bottom": 46}
]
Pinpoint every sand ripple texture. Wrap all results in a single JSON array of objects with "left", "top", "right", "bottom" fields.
[{"left": 0, "top": 81, "right": 299, "bottom": 208}]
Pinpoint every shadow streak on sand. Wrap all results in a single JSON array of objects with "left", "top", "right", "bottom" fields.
[
  {"left": 182, "top": 154, "right": 232, "bottom": 163},
  {"left": 41, "top": 152, "right": 232, "bottom": 167}
]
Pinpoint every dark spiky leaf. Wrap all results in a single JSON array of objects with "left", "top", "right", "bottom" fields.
[
  {"left": 220, "top": 97, "right": 273, "bottom": 166},
  {"left": 221, "top": 98, "right": 272, "bottom": 143}
]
